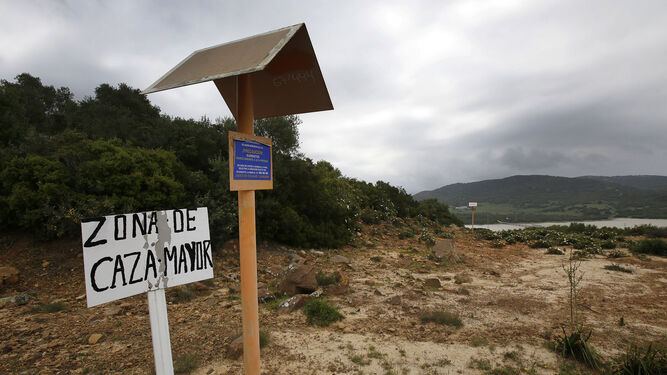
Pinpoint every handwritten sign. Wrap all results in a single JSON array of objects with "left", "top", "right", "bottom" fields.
[
  {"left": 81, "top": 207, "right": 212, "bottom": 307},
  {"left": 468, "top": 202, "right": 477, "bottom": 207},
  {"left": 228, "top": 131, "right": 273, "bottom": 191}
]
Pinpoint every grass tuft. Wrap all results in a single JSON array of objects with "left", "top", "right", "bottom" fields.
[
  {"left": 604, "top": 264, "right": 632, "bottom": 273},
  {"left": 555, "top": 328, "right": 601, "bottom": 369},
  {"left": 33, "top": 302, "right": 67, "bottom": 313},
  {"left": 612, "top": 343, "right": 666, "bottom": 375},
  {"left": 420, "top": 310, "right": 463, "bottom": 328},
  {"left": 316, "top": 271, "right": 341, "bottom": 286},
  {"left": 174, "top": 354, "right": 198, "bottom": 374}
]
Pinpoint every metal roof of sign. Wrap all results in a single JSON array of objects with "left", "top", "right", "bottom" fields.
[{"left": 142, "top": 23, "right": 333, "bottom": 119}]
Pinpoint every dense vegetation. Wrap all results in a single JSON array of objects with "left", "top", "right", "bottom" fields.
[
  {"left": 414, "top": 175, "right": 667, "bottom": 224},
  {"left": 0, "top": 74, "right": 461, "bottom": 248}
]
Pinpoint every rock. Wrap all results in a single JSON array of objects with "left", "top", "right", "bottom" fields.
[
  {"left": 0, "top": 266, "right": 19, "bottom": 286},
  {"left": 41, "top": 261, "right": 49, "bottom": 268},
  {"left": 324, "top": 271, "right": 349, "bottom": 296},
  {"left": 454, "top": 273, "right": 472, "bottom": 284},
  {"left": 288, "top": 253, "right": 305, "bottom": 264},
  {"left": 331, "top": 255, "right": 350, "bottom": 264},
  {"left": 102, "top": 305, "right": 121, "bottom": 316},
  {"left": 424, "top": 278, "right": 441, "bottom": 288},
  {"left": 265, "top": 265, "right": 284, "bottom": 277},
  {"left": 0, "top": 293, "right": 31, "bottom": 308},
  {"left": 277, "top": 294, "right": 312, "bottom": 313},
  {"left": 374, "top": 289, "right": 384, "bottom": 296},
  {"left": 192, "top": 282, "right": 211, "bottom": 292},
  {"left": 312, "top": 250, "right": 324, "bottom": 256},
  {"left": 75, "top": 294, "right": 86, "bottom": 301},
  {"left": 388, "top": 295, "right": 401, "bottom": 305},
  {"left": 227, "top": 335, "right": 244, "bottom": 359},
  {"left": 364, "top": 280, "right": 375, "bottom": 286},
  {"left": 257, "top": 282, "right": 273, "bottom": 301},
  {"left": 223, "top": 239, "right": 239, "bottom": 251},
  {"left": 88, "top": 333, "right": 103, "bottom": 345},
  {"left": 432, "top": 239, "right": 460, "bottom": 262},
  {"left": 278, "top": 265, "right": 318, "bottom": 296},
  {"left": 335, "top": 322, "right": 345, "bottom": 330}
]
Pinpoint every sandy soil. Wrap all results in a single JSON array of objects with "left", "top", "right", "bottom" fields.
[{"left": 1, "top": 225, "right": 665, "bottom": 375}]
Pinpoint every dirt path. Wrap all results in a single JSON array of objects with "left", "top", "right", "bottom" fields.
[{"left": 1, "top": 227, "right": 665, "bottom": 374}]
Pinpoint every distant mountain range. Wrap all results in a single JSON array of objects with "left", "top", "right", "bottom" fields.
[{"left": 414, "top": 175, "right": 667, "bottom": 224}]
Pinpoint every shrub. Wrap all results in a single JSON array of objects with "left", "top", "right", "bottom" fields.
[
  {"left": 546, "top": 247, "right": 565, "bottom": 255},
  {"left": 316, "top": 271, "right": 340, "bottom": 286},
  {"left": 607, "top": 249, "right": 626, "bottom": 258},
  {"left": 33, "top": 302, "right": 67, "bottom": 313},
  {"left": 303, "top": 299, "right": 344, "bottom": 326},
  {"left": 420, "top": 310, "right": 463, "bottom": 328},
  {"left": 601, "top": 239, "right": 617, "bottom": 249},
  {"left": 174, "top": 353, "right": 198, "bottom": 374},
  {"left": 491, "top": 239, "right": 505, "bottom": 248},
  {"left": 604, "top": 264, "right": 632, "bottom": 273},
  {"left": 530, "top": 239, "right": 552, "bottom": 249},
  {"left": 398, "top": 227, "right": 414, "bottom": 239},
  {"left": 612, "top": 343, "right": 666, "bottom": 375},
  {"left": 630, "top": 239, "right": 667, "bottom": 256},
  {"left": 419, "top": 229, "right": 436, "bottom": 247}
]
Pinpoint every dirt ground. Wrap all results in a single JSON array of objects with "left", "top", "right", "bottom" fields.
[{"left": 1, "top": 224, "right": 665, "bottom": 375}]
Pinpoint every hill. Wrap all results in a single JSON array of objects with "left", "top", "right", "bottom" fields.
[{"left": 414, "top": 175, "right": 667, "bottom": 224}]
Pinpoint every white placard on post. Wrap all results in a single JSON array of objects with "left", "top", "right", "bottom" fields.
[
  {"left": 81, "top": 207, "right": 212, "bottom": 307},
  {"left": 468, "top": 202, "right": 478, "bottom": 207},
  {"left": 81, "top": 207, "right": 212, "bottom": 375}
]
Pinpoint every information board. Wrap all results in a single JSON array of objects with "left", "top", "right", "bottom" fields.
[
  {"left": 81, "top": 207, "right": 212, "bottom": 307},
  {"left": 229, "top": 131, "right": 273, "bottom": 191}
]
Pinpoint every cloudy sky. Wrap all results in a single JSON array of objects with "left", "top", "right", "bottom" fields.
[{"left": 2, "top": 0, "right": 666, "bottom": 193}]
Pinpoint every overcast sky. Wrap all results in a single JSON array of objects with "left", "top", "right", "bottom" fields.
[{"left": 2, "top": 0, "right": 666, "bottom": 193}]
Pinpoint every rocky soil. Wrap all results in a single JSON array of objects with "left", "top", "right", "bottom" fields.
[{"left": 1, "top": 223, "right": 666, "bottom": 375}]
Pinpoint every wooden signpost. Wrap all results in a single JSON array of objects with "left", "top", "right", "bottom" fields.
[
  {"left": 143, "top": 23, "right": 333, "bottom": 374},
  {"left": 469, "top": 202, "right": 477, "bottom": 232}
]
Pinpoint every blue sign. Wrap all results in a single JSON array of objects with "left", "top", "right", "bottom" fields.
[{"left": 233, "top": 140, "right": 271, "bottom": 180}]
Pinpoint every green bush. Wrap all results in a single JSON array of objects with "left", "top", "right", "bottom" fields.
[
  {"left": 303, "top": 299, "right": 344, "bottom": 326},
  {"left": 612, "top": 343, "right": 666, "bottom": 375},
  {"left": 555, "top": 329, "right": 601, "bottom": 370},
  {"left": 630, "top": 239, "right": 667, "bottom": 256}
]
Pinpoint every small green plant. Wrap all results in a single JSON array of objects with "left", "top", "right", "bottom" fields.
[
  {"left": 259, "top": 329, "right": 271, "bottom": 348},
  {"left": 33, "top": 302, "right": 67, "bottom": 313},
  {"left": 370, "top": 256, "right": 382, "bottom": 262},
  {"left": 468, "top": 357, "right": 492, "bottom": 371},
  {"left": 555, "top": 251, "right": 601, "bottom": 369},
  {"left": 173, "top": 285, "right": 195, "bottom": 304},
  {"left": 350, "top": 354, "right": 370, "bottom": 366},
  {"left": 547, "top": 247, "right": 565, "bottom": 255},
  {"left": 303, "top": 298, "right": 344, "bottom": 327},
  {"left": 420, "top": 310, "right": 463, "bottom": 328},
  {"left": 471, "top": 336, "right": 489, "bottom": 347},
  {"left": 316, "top": 271, "right": 341, "bottom": 286},
  {"left": 419, "top": 229, "right": 436, "bottom": 247},
  {"left": 265, "top": 295, "right": 289, "bottom": 310},
  {"left": 398, "top": 227, "right": 415, "bottom": 239},
  {"left": 604, "top": 264, "right": 632, "bottom": 273},
  {"left": 174, "top": 353, "right": 198, "bottom": 374},
  {"left": 612, "top": 343, "right": 666, "bottom": 374}
]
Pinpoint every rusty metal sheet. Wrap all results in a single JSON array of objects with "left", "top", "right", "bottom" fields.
[{"left": 143, "top": 23, "right": 333, "bottom": 119}]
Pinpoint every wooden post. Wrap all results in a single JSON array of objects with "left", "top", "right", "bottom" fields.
[
  {"left": 237, "top": 74, "right": 260, "bottom": 374},
  {"left": 471, "top": 206, "right": 475, "bottom": 233}
]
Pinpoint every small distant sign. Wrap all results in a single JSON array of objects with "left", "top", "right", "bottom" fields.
[
  {"left": 81, "top": 208, "right": 212, "bottom": 307},
  {"left": 468, "top": 202, "right": 478, "bottom": 207},
  {"left": 229, "top": 131, "right": 273, "bottom": 191}
]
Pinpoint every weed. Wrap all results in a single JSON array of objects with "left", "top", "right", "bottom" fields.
[
  {"left": 316, "top": 271, "right": 341, "bottom": 286},
  {"left": 420, "top": 310, "right": 463, "bottom": 328},
  {"left": 259, "top": 329, "right": 270, "bottom": 348},
  {"left": 468, "top": 357, "right": 492, "bottom": 371},
  {"left": 303, "top": 298, "right": 344, "bottom": 327},
  {"left": 174, "top": 354, "right": 198, "bottom": 374},
  {"left": 227, "top": 295, "right": 240, "bottom": 301},
  {"left": 491, "top": 239, "right": 506, "bottom": 248},
  {"left": 350, "top": 354, "right": 370, "bottom": 366},
  {"left": 485, "top": 366, "right": 520, "bottom": 375},
  {"left": 265, "top": 295, "right": 289, "bottom": 310},
  {"left": 604, "top": 264, "right": 632, "bottom": 273},
  {"left": 398, "top": 228, "right": 415, "bottom": 239},
  {"left": 367, "top": 346, "right": 385, "bottom": 359},
  {"left": 612, "top": 343, "right": 666, "bottom": 374},
  {"left": 471, "top": 336, "right": 488, "bottom": 347},
  {"left": 370, "top": 256, "right": 382, "bottom": 262},
  {"left": 503, "top": 351, "right": 520, "bottom": 361},
  {"left": 619, "top": 317, "right": 625, "bottom": 327},
  {"left": 33, "top": 302, "right": 67, "bottom": 313},
  {"left": 399, "top": 349, "right": 406, "bottom": 357}
]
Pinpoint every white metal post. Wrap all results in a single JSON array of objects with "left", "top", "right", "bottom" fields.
[{"left": 147, "top": 288, "right": 174, "bottom": 375}]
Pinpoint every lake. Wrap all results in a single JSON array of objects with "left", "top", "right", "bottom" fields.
[{"left": 466, "top": 218, "right": 667, "bottom": 231}]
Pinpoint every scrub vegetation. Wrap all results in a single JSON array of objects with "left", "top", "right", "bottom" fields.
[{"left": 0, "top": 74, "right": 461, "bottom": 248}]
